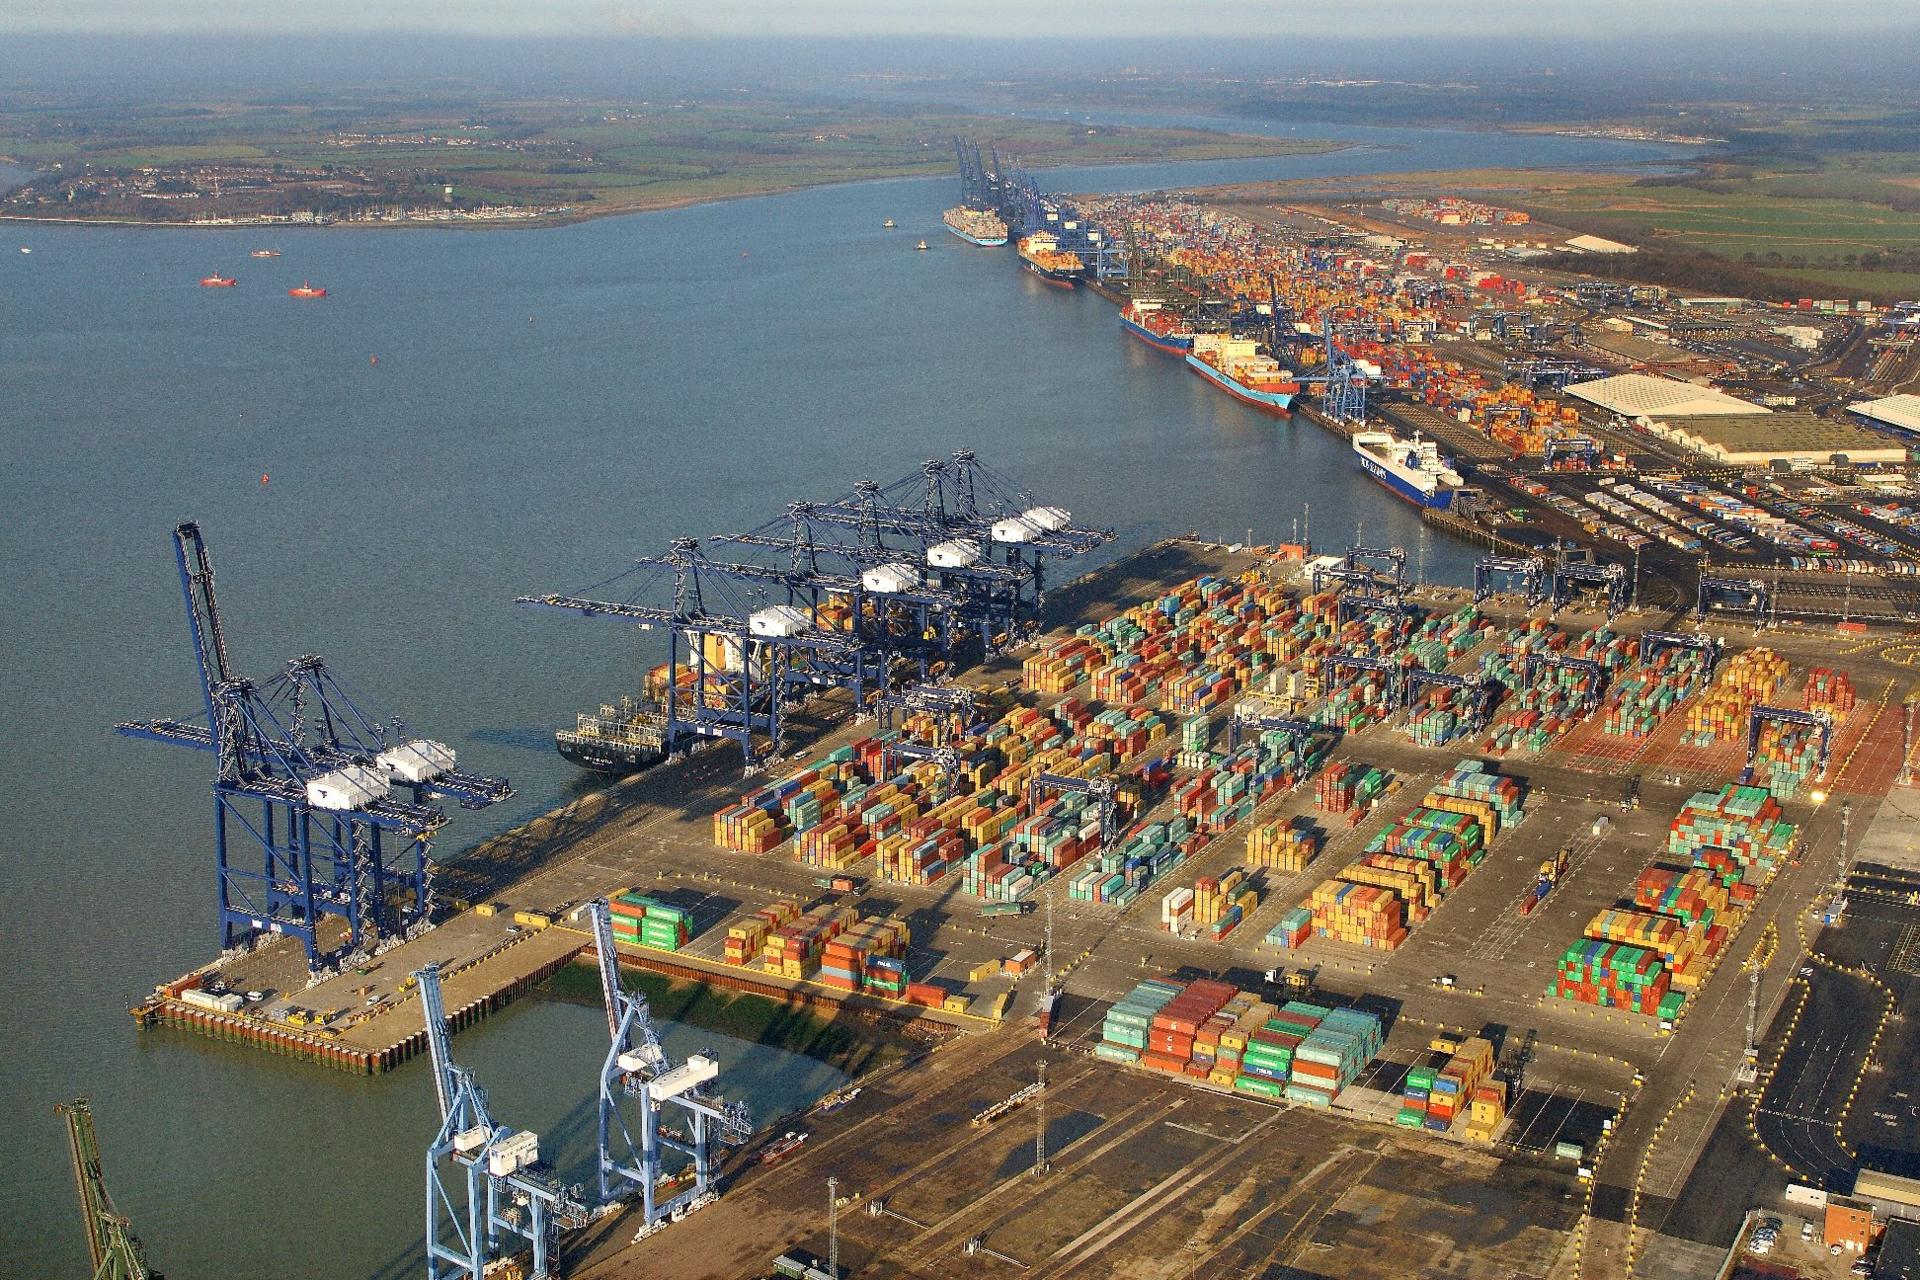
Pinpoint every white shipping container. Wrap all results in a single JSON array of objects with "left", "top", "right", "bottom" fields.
[{"left": 179, "top": 987, "right": 244, "bottom": 1014}]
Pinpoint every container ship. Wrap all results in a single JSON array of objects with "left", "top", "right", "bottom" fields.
[
  {"left": 1185, "top": 333, "right": 1299, "bottom": 415},
  {"left": 1016, "top": 232, "right": 1084, "bottom": 288},
  {"left": 943, "top": 206, "right": 1009, "bottom": 247},
  {"left": 1119, "top": 299, "right": 1194, "bottom": 354},
  {"left": 555, "top": 695, "right": 669, "bottom": 774},
  {"left": 1352, "top": 429, "right": 1463, "bottom": 510}
]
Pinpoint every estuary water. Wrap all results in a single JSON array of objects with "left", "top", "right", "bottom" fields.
[{"left": 0, "top": 123, "right": 1684, "bottom": 1277}]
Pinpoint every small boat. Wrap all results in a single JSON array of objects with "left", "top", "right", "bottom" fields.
[
  {"left": 249, "top": 249, "right": 280, "bottom": 258},
  {"left": 915, "top": 240, "right": 929, "bottom": 251},
  {"left": 199, "top": 272, "right": 237, "bottom": 288},
  {"left": 882, "top": 218, "right": 896, "bottom": 229},
  {"left": 288, "top": 281, "right": 328, "bottom": 299},
  {"left": 759, "top": 1130, "right": 809, "bottom": 1165},
  {"left": 18, "top": 247, "right": 30, "bottom": 254}
]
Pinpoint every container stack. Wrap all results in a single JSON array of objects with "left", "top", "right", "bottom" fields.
[
  {"left": 1287, "top": 1006, "right": 1386, "bottom": 1106},
  {"left": 1751, "top": 718, "right": 1825, "bottom": 798},
  {"left": 1315, "top": 761, "right": 1388, "bottom": 815},
  {"left": 1095, "top": 978, "right": 1184, "bottom": 1065},
  {"left": 1306, "top": 760, "right": 1523, "bottom": 951},
  {"left": 1246, "top": 816, "right": 1319, "bottom": 872},
  {"left": 1411, "top": 1036, "right": 1495, "bottom": 1132},
  {"left": 1465, "top": 1080, "right": 1507, "bottom": 1143},
  {"left": 817, "top": 917, "right": 910, "bottom": 993},
  {"left": 1405, "top": 685, "right": 1464, "bottom": 748},
  {"left": 1803, "top": 667, "right": 1857, "bottom": 716},
  {"left": 1602, "top": 647, "right": 1710, "bottom": 739},
  {"left": 1097, "top": 977, "right": 1383, "bottom": 1099},
  {"left": 1190, "top": 868, "right": 1260, "bottom": 940},
  {"left": 1306, "top": 880, "right": 1408, "bottom": 949},
  {"left": 760, "top": 902, "right": 859, "bottom": 980},
  {"left": 1264, "top": 905, "right": 1314, "bottom": 949},
  {"left": 1138, "top": 979, "right": 1239, "bottom": 1074},
  {"left": 723, "top": 900, "right": 799, "bottom": 967},
  {"left": 1065, "top": 816, "right": 1196, "bottom": 906},
  {"left": 607, "top": 893, "right": 695, "bottom": 951},
  {"left": 1683, "top": 648, "right": 1788, "bottom": 746},
  {"left": 713, "top": 757, "right": 866, "bottom": 853},
  {"left": 1552, "top": 940, "right": 1671, "bottom": 1015},
  {"left": 1667, "top": 785, "right": 1795, "bottom": 885}
]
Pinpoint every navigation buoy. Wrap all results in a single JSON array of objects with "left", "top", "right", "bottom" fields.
[{"left": 260, "top": 473, "right": 270, "bottom": 485}]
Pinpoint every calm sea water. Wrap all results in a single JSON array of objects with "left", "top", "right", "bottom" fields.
[{"left": 0, "top": 124, "right": 1683, "bottom": 1277}]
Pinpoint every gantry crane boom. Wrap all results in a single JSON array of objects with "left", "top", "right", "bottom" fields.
[{"left": 58, "top": 1099, "right": 160, "bottom": 1280}]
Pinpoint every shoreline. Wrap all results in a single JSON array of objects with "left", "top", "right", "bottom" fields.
[{"left": 0, "top": 139, "right": 1359, "bottom": 234}]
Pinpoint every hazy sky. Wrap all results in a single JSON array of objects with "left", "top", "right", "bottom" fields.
[{"left": 1, "top": 0, "right": 1903, "bottom": 37}]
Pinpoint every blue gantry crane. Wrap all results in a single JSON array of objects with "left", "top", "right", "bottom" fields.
[
  {"left": 1314, "top": 545, "right": 1412, "bottom": 622},
  {"left": 1550, "top": 558, "right": 1629, "bottom": 615},
  {"left": 588, "top": 900, "right": 751, "bottom": 1235},
  {"left": 1318, "top": 652, "right": 1405, "bottom": 711},
  {"left": 1474, "top": 554, "right": 1549, "bottom": 606},
  {"left": 1742, "top": 706, "right": 1835, "bottom": 784},
  {"left": 527, "top": 454, "right": 1110, "bottom": 774},
  {"left": 419, "top": 962, "right": 588, "bottom": 1280},
  {"left": 1294, "top": 316, "right": 1383, "bottom": 424},
  {"left": 1520, "top": 653, "right": 1607, "bottom": 715},
  {"left": 520, "top": 538, "right": 875, "bottom": 772},
  {"left": 1226, "top": 703, "right": 1339, "bottom": 763},
  {"left": 1697, "top": 574, "right": 1774, "bottom": 626},
  {"left": 1402, "top": 669, "right": 1505, "bottom": 733},
  {"left": 1639, "top": 629, "right": 1724, "bottom": 671},
  {"left": 118, "top": 523, "right": 511, "bottom": 971}
]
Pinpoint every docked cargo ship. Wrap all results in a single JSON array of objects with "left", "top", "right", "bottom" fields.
[
  {"left": 1185, "top": 333, "right": 1299, "bottom": 415},
  {"left": 943, "top": 206, "right": 1008, "bottom": 247},
  {"left": 1119, "top": 299, "right": 1194, "bottom": 354},
  {"left": 1016, "top": 232, "right": 1084, "bottom": 288},
  {"left": 555, "top": 696, "right": 669, "bottom": 774},
  {"left": 1352, "top": 429, "right": 1463, "bottom": 510}
]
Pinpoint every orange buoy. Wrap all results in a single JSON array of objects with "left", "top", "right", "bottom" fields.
[{"left": 260, "top": 473, "right": 270, "bottom": 485}]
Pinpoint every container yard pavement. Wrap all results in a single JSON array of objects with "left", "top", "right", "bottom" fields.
[
  {"left": 138, "top": 537, "right": 1920, "bottom": 1277},
  {"left": 572, "top": 1029, "right": 1584, "bottom": 1280}
]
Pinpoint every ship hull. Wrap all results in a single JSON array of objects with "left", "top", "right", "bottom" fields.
[
  {"left": 1121, "top": 313, "right": 1193, "bottom": 354},
  {"left": 556, "top": 735, "right": 666, "bottom": 775},
  {"left": 946, "top": 225, "right": 1008, "bottom": 247},
  {"left": 1355, "top": 452, "right": 1455, "bottom": 510},
  {"left": 1022, "top": 259, "right": 1078, "bottom": 289},
  {"left": 1185, "top": 354, "right": 1294, "bottom": 414}
]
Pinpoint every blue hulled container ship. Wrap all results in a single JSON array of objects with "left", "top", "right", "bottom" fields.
[
  {"left": 1185, "top": 332, "right": 1298, "bottom": 415},
  {"left": 944, "top": 206, "right": 1009, "bottom": 247},
  {"left": 1120, "top": 299, "right": 1195, "bottom": 354}
]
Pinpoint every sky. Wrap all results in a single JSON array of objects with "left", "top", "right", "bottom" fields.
[{"left": 0, "top": 0, "right": 1906, "bottom": 37}]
